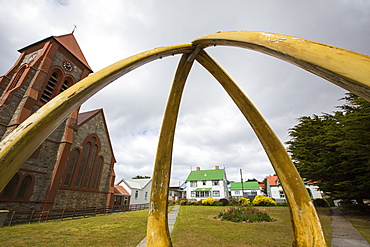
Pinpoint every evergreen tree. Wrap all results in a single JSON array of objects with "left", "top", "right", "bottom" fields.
[{"left": 287, "top": 93, "right": 370, "bottom": 203}]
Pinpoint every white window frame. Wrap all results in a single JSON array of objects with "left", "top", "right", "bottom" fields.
[
  {"left": 279, "top": 190, "right": 285, "bottom": 198},
  {"left": 212, "top": 190, "right": 220, "bottom": 197}
]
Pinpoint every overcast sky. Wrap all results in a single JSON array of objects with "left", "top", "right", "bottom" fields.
[{"left": 1, "top": 0, "right": 369, "bottom": 183}]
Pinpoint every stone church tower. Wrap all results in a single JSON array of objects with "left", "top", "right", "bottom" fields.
[{"left": 0, "top": 33, "right": 116, "bottom": 211}]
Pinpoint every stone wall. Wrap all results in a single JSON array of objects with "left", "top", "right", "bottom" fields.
[
  {"left": 52, "top": 189, "right": 109, "bottom": 209},
  {"left": 52, "top": 51, "right": 83, "bottom": 82},
  {"left": 53, "top": 110, "right": 114, "bottom": 209}
]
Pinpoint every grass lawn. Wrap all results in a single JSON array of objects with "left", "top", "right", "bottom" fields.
[
  {"left": 0, "top": 210, "right": 148, "bottom": 247},
  {"left": 171, "top": 206, "right": 332, "bottom": 247},
  {"left": 0, "top": 206, "right": 333, "bottom": 246},
  {"left": 341, "top": 209, "right": 370, "bottom": 243}
]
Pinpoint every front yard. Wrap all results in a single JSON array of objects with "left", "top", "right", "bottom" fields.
[
  {"left": 0, "top": 206, "right": 333, "bottom": 246},
  {"left": 171, "top": 206, "right": 332, "bottom": 247}
]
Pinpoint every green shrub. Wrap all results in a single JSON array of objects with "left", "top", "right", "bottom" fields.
[
  {"left": 229, "top": 199, "right": 239, "bottom": 206},
  {"left": 213, "top": 201, "right": 224, "bottom": 206},
  {"left": 252, "top": 195, "right": 277, "bottom": 206},
  {"left": 238, "top": 197, "right": 251, "bottom": 206},
  {"left": 218, "top": 198, "right": 229, "bottom": 206},
  {"left": 313, "top": 198, "right": 330, "bottom": 207},
  {"left": 189, "top": 201, "right": 198, "bottom": 206},
  {"left": 215, "top": 206, "right": 275, "bottom": 223},
  {"left": 179, "top": 200, "right": 187, "bottom": 205},
  {"left": 202, "top": 197, "right": 215, "bottom": 206}
]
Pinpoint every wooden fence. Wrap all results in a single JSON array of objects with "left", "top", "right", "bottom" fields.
[{"left": 3, "top": 204, "right": 148, "bottom": 227}]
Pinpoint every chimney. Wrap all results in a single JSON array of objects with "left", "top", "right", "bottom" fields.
[
  {"left": 196, "top": 167, "right": 200, "bottom": 171},
  {"left": 215, "top": 166, "right": 219, "bottom": 170}
]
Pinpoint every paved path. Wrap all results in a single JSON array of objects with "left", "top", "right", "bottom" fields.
[
  {"left": 136, "top": 205, "right": 180, "bottom": 247},
  {"left": 331, "top": 207, "right": 369, "bottom": 247}
]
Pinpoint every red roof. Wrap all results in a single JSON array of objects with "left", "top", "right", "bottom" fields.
[
  {"left": 267, "top": 175, "right": 278, "bottom": 186},
  {"left": 54, "top": 33, "right": 92, "bottom": 72},
  {"left": 19, "top": 33, "right": 92, "bottom": 72},
  {"left": 77, "top": 109, "right": 101, "bottom": 126},
  {"left": 114, "top": 185, "right": 130, "bottom": 195}
]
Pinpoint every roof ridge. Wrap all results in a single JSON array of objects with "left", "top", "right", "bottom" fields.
[{"left": 54, "top": 33, "right": 93, "bottom": 72}]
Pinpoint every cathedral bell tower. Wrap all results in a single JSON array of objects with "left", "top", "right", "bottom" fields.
[
  {"left": 0, "top": 33, "right": 93, "bottom": 138},
  {"left": 0, "top": 33, "right": 95, "bottom": 211}
]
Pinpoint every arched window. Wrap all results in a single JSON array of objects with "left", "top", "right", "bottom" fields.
[
  {"left": 0, "top": 174, "right": 19, "bottom": 199},
  {"left": 0, "top": 173, "right": 33, "bottom": 201},
  {"left": 64, "top": 149, "right": 80, "bottom": 186},
  {"left": 40, "top": 72, "right": 59, "bottom": 103},
  {"left": 82, "top": 144, "right": 98, "bottom": 188},
  {"left": 92, "top": 157, "right": 103, "bottom": 189},
  {"left": 7, "top": 65, "right": 26, "bottom": 91},
  {"left": 70, "top": 135, "right": 102, "bottom": 190},
  {"left": 75, "top": 142, "right": 91, "bottom": 187},
  {"left": 16, "top": 175, "right": 32, "bottom": 199}
]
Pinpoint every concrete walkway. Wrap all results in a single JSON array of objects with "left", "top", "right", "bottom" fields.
[
  {"left": 136, "top": 205, "right": 180, "bottom": 247},
  {"left": 331, "top": 207, "right": 370, "bottom": 247}
]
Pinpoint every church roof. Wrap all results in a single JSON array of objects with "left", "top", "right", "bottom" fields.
[
  {"left": 19, "top": 33, "right": 93, "bottom": 72},
  {"left": 77, "top": 109, "right": 101, "bottom": 125}
]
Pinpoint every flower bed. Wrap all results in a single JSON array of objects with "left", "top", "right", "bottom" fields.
[{"left": 215, "top": 206, "right": 275, "bottom": 223}]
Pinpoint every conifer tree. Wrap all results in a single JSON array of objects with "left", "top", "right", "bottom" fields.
[{"left": 287, "top": 93, "right": 370, "bottom": 204}]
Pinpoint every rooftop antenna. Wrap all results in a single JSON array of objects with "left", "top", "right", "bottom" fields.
[{"left": 72, "top": 25, "right": 77, "bottom": 34}]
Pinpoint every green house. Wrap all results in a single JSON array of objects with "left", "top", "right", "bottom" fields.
[
  {"left": 229, "top": 181, "right": 262, "bottom": 199},
  {"left": 185, "top": 166, "right": 229, "bottom": 200}
]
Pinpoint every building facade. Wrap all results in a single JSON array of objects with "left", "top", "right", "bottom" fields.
[
  {"left": 117, "top": 179, "right": 152, "bottom": 205},
  {"left": 229, "top": 181, "right": 262, "bottom": 199},
  {"left": 0, "top": 33, "right": 116, "bottom": 211},
  {"left": 185, "top": 166, "right": 229, "bottom": 201},
  {"left": 265, "top": 175, "right": 323, "bottom": 203}
]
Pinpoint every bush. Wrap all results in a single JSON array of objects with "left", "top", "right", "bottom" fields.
[
  {"left": 229, "top": 199, "right": 239, "bottom": 206},
  {"left": 189, "top": 200, "right": 198, "bottom": 206},
  {"left": 179, "top": 200, "right": 187, "bottom": 205},
  {"left": 218, "top": 198, "right": 229, "bottom": 206},
  {"left": 215, "top": 206, "right": 275, "bottom": 223},
  {"left": 213, "top": 201, "right": 224, "bottom": 206},
  {"left": 238, "top": 197, "right": 251, "bottom": 206},
  {"left": 202, "top": 197, "right": 215, "bottom": 206},
  {"left": 313, "top": 198, "right": 330, "bottom": 207},
  {"left": 252, "top": 195, "right": 277, "bottom": 206}
]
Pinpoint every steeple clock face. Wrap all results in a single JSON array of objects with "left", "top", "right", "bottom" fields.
[{"left": 63, "top": 61, "right": 73, "bottom": 72}]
